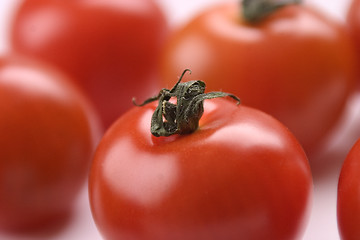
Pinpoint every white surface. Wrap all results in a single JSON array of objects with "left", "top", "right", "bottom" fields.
[{"left": 0, "top": 0, "right": 358, "bottom": 239}]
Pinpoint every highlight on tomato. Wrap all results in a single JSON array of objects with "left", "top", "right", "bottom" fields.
[
  {"left": 0, "top": 56, "right": 102, "bottom": 232},
  {"left": 160, "top": 0, "right": 357, "bottom": 156},
  {"left": 10, "top": 0, "right": 169, "bottom": 128},
  {"left": 89, "top": 70, "right": 313, "bottom": 240},
  {"left": 337, "top": 138, "right": 360, "bottom": 240}
]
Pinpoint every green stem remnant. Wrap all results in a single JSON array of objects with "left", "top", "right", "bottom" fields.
[
  {"left": 133, "top": 69, "right": 240, "bottom": 137},
  {"left": 242, "top": 0, "right": 301, "bottom": 23}
]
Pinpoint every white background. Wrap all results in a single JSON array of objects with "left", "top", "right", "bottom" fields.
[{"left": 0, "top": 0, "right": 359, "bottom": 239}]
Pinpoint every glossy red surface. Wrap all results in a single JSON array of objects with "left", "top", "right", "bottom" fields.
[
  {"left": 337, "top": 139, "right": 360, "bottom": 240},
  {"left": 0, "top": 56, "right": 101, "bottom": 231},
  {"left": 11, "top": 0, "right": 168, "bottom": 128},
  {"left": 161, "top": 2, "right": 357, "bottom": 155},
  {"left": 0, "top": 1, "right": 357, "bottom": 239},
  {"left": 89, "top": 98, "right": 312, "bottom": 240}
]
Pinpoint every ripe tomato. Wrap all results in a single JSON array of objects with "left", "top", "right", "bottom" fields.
[
  {"left": 160, "top": 2, "right": 357, "bottom": 155},
  {"left": 337, "top": 138, "right": 360, "bottom": 240},
  {"left": 89, "top": 97, "right": 313, "bottom": 240},
  {"left": 0, "top": 56, "right": 101, "bottom": 231},
  {"left": 10, "top": 0, "right": 168, "bottom": 128}
]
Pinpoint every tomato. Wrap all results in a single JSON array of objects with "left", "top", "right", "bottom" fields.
[
  {"left": 10, "top": 0, "right": 168, "bottom": 128},
  {"left": 0, "top": 56, "right": 101, "bottom": 231},
  {"left": 89, "top": 96, "right": 313, "bottom": 240},
  {"left": 337, "top": 138, "right": 360, "bottom": 240},
  {"left": 160, "top": 1, "right": 357, "bottom": 156}
]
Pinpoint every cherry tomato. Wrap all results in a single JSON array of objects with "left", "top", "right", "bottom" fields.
[
  {"left": 337, "top": 138, "right": 360, "bottom": 240},
  {"left": 10, "top": 0, "right": 168, "bottom": 128},
  {"left": 160, "top": 2, "right": 357, "bottom": 155},
  {"left": 0, "top": 56, "right": 101, "bottom": 231},
  {"left": 89, "top": 97, "right": 313, "bottom": 240}
]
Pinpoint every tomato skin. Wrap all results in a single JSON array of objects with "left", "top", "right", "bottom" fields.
[
  {"left": 160, "top": 3, "right": 357, "bottom": 155},
  {"left": 0, "top": 56, "right": 101, "bottom": 231},
  {"left": 89, "top": 98, "right": 313, "bottom": 240},
  {"left": 337, "top": 139, "right": 360, "bottom": 240},
  {"left": 10, "top": 0, "right": 168, "bottom": 128}
]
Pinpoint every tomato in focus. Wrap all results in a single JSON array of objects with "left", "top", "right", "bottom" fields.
[
  {"left": 337, "top": 139, "right": 360, "bottom": 240},
  {"left": 10, "top": 0, "right": 168, "bottom": 128},
  {"left": 0, "top": 56, "right": 101, "bottom": 231},
  {"left": 160, "top": 2, "right": 357, "bottom": 155},
  {"left": 89, "top": 97, "right": 312, "bottom": 240}
]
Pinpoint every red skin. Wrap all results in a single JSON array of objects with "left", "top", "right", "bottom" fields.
[
  {"left": 10, "top": 0, "right": 169, "bottom": 128},
  {"left": 89, "top": 98, "right": 313, "bottom": 240},
  {"left": 160, "top": 3, "right": 357, "bottom": 155},
  {"left": 0, "top": 56, "right": 101, "bottom": 231},
  {"left": 337, "top": 138, "right": 360, "bottom": 240}
]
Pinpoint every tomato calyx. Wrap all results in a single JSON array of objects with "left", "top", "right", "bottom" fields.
[
  {"left": 242, "top": 0, "right": 301, "bottom": 23},
  {"left": 133, "top": 69, "right": 240, "bottom": 137}
]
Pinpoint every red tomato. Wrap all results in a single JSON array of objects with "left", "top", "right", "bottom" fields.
[
  {"left": 160, "top": 2, "right": 357, "bottom": 155},
  {"left": 0, "top": 56, "right": 101, "bottom": 231},
  {"left": 337, "top": 138, "right": 360, "bottom": 240},
  {"left": 89, "top": 97, "right": 313, "bottom": 240},
  {"left": 10, "top": 0, "right": 168, "bottom": 128}
]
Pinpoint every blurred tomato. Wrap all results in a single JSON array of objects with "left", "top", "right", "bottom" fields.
[
  {"left": 89, "top": 97, "right": 312, "bottom": 240},
  {"left": 0, "top": 56, "right": 101, "bottom": 231},
  {"left": 160, "top": 2, "right": 357, "bottom": 155},
  {"left": 337, "top": 138, "right": 360, "bottom": 240},
  {"left": 10, "top": 0, "right": 168, "bottom": 128}
]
